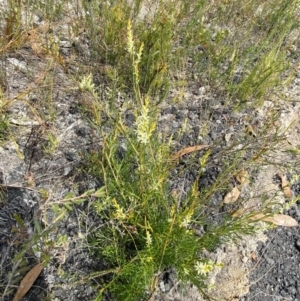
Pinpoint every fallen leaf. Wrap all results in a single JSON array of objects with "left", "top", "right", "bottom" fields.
[
  {"left": 27, "top": 30, "right": 44, "bottom": 55},
  {"left": 278, "top": 173, "right": 293, "bottom": 198},
  {"left": 236, "top": 170, "right": 249, "bottom": 185},
  {"left": 263, "top": 214, "right": 298, "bottom": 227},
  {"left": 30, "top": 41, "right": 44, "bottom": 55},
  {"left": 13, "top": 263, "right": 43, "bottom": 301},
  {"left": 250, "top": 251, "right": 258, "bottom": 262},
  {"left": 250, "top": 213, "right": 298, "bottom": 227},
  {"left": 223, "top": 186, "right": 240, "bottom": 204},
  {"left": 171, "top": 145, "right": 210, "bottom": 160}
]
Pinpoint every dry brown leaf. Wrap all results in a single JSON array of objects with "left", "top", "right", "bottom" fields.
[
  {"left": 278, "top": 173, "right": 293, "bottom": 198},
  {"left": 30, "top": 41, "right": 44, "bottom": 55},
  {"left": 236, "top": 170, "right": 249, "bottom": 185},
  {"left": 263, "top": 214, "right": 298, "bottom": 227},
  {"left": 13, "top": 263, "right": 43, "bottom": 301},
  {"left": 250, "top": 251, "right": 258, "bottom": 262},
  {"left": 171, "top": 145, "right": 210, "bottom": 160},
  {"left": 250, "top": 213, "right": 298, "bottom": 227},
  {"left": 223, "top": 186, "right": 240, "bottom": 204},
  {"left": 27, "top": 29, "right": 45, "bottom": 55}
]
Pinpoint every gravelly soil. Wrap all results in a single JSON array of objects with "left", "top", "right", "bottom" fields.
[
  {"left": 241, "top": 182, "right": 300, "bottom": 301},
  {"left": 1, "top": 11, "right": 300, "bottom": 301}
]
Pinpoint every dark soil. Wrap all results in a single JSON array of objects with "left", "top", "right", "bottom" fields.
[{"left": 241, "top": 180, "right": 300, "bottom": 301}]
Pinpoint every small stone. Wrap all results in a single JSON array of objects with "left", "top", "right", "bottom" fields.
[
  {"left": 53, "top": 289, "right": 63, "bottom": 297},
  {"left": 242, "top": 256, "right": 248, "bottom": 263},
  {"left": 295, "top": 239, "right": 300, "bottom": 252},
  {"left": 288, "top": 286, "right": 297, "bottom": 295},
  {"left": 164, "top": 283, "right": 171, "bottom": 292},
  {"left": 159, "top": 281, "right": 165, "bottom": 292},
  {"left": 266, "top": 257, "right": 275, "bottom": 265}
]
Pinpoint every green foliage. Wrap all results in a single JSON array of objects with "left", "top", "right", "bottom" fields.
[
  {"left": 81, "top": 0, "right": 298, "bottom": 105},
  {"left": 28, "top": 0, "right": 66, "bottom": 21},
  {"left": 84, "top": 23, "right": 265, "bottom": 301},
  {"left": 180, "top": 0, "right": 299, "bottom": 106},
  {"left": 87, "top": 128, "right": 213, "bottom": 300},
  {"left": 0, "top": 113, "right": 9, "bottom": 142},
  {"left": 86, "top": 97, "right": 261, "bottom": 300},
  {"left": 81, "top": 0, "right": 187, "bottom": 100}
]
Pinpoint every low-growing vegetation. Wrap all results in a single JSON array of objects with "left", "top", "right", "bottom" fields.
[{"left": 0, "top": 0, "right": 300, "bottom": 300}]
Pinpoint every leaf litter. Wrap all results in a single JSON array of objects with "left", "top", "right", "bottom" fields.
[{"left": 12, "top": 263, "right": 43, "bottom": 301}]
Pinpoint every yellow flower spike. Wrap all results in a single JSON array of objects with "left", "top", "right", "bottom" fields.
[
  {"left": 136, "top": 42, "right": 144, "bottom": 64},
  {"left": 79, "top": 73, "right": 95, "bottom": 93},
  {"left": 191, "top": 182, "right": 199, "bottom": 198},
  {"left": 127, "top": 20, "right": 134, "bottom": 55},
  {"left": 146, "top": 230, "right": 152, "bottom": 248},
  {"left": 180, "top": 210, "right": 193, "bottom": 228},
  {"left": 168, "top": 205, "right": 176, "bottom": 223},
  {"left": 145, "top": 256, "right": 153, "bottom": 263},
  {"left": 194, "top": 260, "right": 223, "bottom": 276},
  {"left": 112, "top": 198, "right": 126, "bottom": 220},
  {"left": 200, "top": 149, "right": 211, "bottom": 167},
  {"left": 134, "top": 97, "right": 156, "bottom": 144}
]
